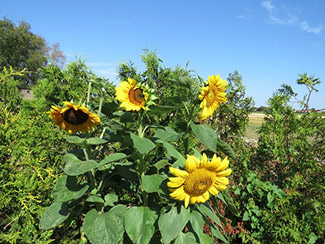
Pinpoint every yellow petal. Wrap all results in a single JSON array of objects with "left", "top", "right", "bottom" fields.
[
  {"left": 170, "top": 186, "right": 186, "bottom": 200},
  {"left": 208, "top": 186, "right": 219, "bottom": 195},
  {"left": 215, "top": 168, "right": 232, "bottom": 177},
  {"left": 185, "top": 155, "right": 200, "bottom": 172},
  {"left": 214, "top": 183, "right": 227, "bottom": 191},
  {"left": 190, "top": 196, "right": 198, "bottom": 204},
  {"left": 215, "top": 157, "right": 229, "bottom": 172},
  {"left": 184, "top": 195, "right": 190, "bottom": 208},
  {"left": 215, "top": 177, "right": 229, "bottom": 186},
  {"left": 169, "top": 167, "right": 189, "bottom": 178},
  {"left": 167, "top": 177, "right": 185, "bottom": 188},
  {"left": 200, "top": 153, "right": 208, "bottom": 167}
]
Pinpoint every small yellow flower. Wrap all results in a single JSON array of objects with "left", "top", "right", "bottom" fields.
[
  {"left": 198, "top": 75, "right": 227, "bottom": 120},
  {"left": 115, "top": 78, "right": 149, "bottom": 111},
  {"left": 49, "top": 101, "right": 100, "bottom": 133},
  {"left": 167, "top": 154, "right": 232, "bottom": 208}
]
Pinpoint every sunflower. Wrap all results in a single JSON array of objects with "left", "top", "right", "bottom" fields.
[
  {"left": 167, "top": 153, "right": 232, "bottom": 208},
  {"left": 115, "top": 78, "right": 150, "bottom": 111},
  {"left": 198, "top": 74, "right": 227, "bottom": 120},
  {"left": 49, "top": 101, "right": 100, "bottom": 133}
]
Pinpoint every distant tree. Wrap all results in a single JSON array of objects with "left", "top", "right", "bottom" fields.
[
  {"left": 278, "top": 73, "right": 321, "bottom": 111},
  {"left": 0, "top": 17, "right": 48, "bottom": 85},
  {"left": 47, "top": 42, "right": 66, "bottom": 68}
]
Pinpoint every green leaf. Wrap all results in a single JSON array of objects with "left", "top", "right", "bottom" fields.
[
  {"left": 242, "top": 211, "right": 249, "bottom": 221},
  {"left": 196, "top": 203, "right": 223, "bottom": 231},
  {"left": 221, "top": 190, "right": 239, "bottom": 216},
  {"left": 97, "top": 153, "right": 127, "bottom": 168},
  {"left": 52, "top": 175, "right": 89, "bottom": 202},
  {"left": 83, "top": 205, "right": 127, "bottom": 244},
  {"left": 210, "top": 226, "right": 228, "bottom": 243},
  {"left": 190, "top": 122, "right": 217, "bottom": 151},
  {"left": 153, "top": 127, "right": 180, "bottom": 142},
  {"left": 158, "top": 206, "right": 190, "bottom": 244},
  {"left": 142, "top": 174, "right": 168, "bottom": 194},
  {"left": 148, "top": 105, "right": 178, "bottom": 115},
  {"left": 86, "top": 196, "right": 105, "bottom": 203},
  {"left": 125, "top": 206, "right": 158, "bottom": 244},
  {"left": 156, "top": 139, "right": 185, "bottom": 163},
  {"left": 216, "top": 139, "right": 236, "bottom": 159},
  {"left": 40, "top": 202, "right": 70, "bottom": 230},
  {"left": 174, "top": 232, "right": 197, "bottom": 244},
  {"left": 63, "top": 153, "right": 97, "bottom": 176},
  {"left": 86, "top": 137, "right": 107, "bottom": 145},
  {"left": 130, "top": 133, "right": 155, "bottom": 154},
  {"left": 168, "top": 77, "right": 193, "bottom": 88},
  {"left": 308, "top": 232, "right": 318, "bottom": 244},
  {"left": 119, "top": 111, "right": 135, "bottom": 123},
  {"left": 104, "top": 193, "right": 118, "bottom": 207},
  {"left": 66, "top": 135, "right": 85, "bottom": 144},
  {"left": 154, "top": 159, "right": 171, "bottom": 171},
  {"left": 189, "top": 210, "right": 206, "bottom": 244}
]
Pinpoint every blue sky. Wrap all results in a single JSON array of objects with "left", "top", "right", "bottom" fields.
[{"left": 2, "top": 0, "right": 325, "bottom": 109}]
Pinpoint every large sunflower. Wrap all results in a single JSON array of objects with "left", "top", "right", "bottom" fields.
[
  {"left": 49, "top": 101, "right": 100, "bottom": 133},
  {"left": 198, "top": 74, "right": 227, "bottom": 120},
  {"left": 115, "top": 78, "right": 149, "bottom": 111},
  {"left": 167, "top": 154, "right": 232, "bottom": 208}
]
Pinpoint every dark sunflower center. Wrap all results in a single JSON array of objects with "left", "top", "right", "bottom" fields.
[
  {"left": 129, "top": 87, "right": 146, "bottom": 105},
  {"left": 62, "top": 107, "right": 89, "bottom": 125}
]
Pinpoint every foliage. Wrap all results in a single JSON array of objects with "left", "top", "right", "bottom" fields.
[
  {"left": 32, "top": 58, "right": 115, "bottom": 110},
  {"left": 0, "top": 18, "right": 48, "bottom": 85},
  {"left": 212, "top": 70, "right": 254, "bottom": 142}
]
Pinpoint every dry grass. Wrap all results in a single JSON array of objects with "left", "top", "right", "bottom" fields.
[{"left": 244, "top": 113, "right": 265, "bottom": 141}]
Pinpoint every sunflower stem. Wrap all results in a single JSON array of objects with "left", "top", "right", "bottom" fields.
[
  {"left": 87, "top": 81, "right": 92, "bottom": 105},
  {"left": 97, "top": 96, "right": 104, "bottom": 116},
  {"left": 84, "top": 148, "right": 96, "bottom": 189}
]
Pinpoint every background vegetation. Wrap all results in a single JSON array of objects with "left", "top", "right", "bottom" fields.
[{"left": 0, "top": 18, "right": 324, "bottom": 243}]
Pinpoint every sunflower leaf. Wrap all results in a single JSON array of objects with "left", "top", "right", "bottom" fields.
[
  {"left": 83, "top": 205, "right": 127, "bottom": 244},
  {"left": 174, "top": 232, "right": 197, "bottom": 244},
  {"left": 195, "top": 202, "right": 224, "bottom": 231},
  {"left": 148, "top": 105, "right": 179, "bottom": 115},
  {"left": 189, "top": 209, "right": 207, "bottom": 244},
  {"left": 63, "top": 153, "right": 97, "bottom": 176},
  {"left": 97, "top": 153, "right": 127, "bottom": 169},
  {"left": 216, "top": 139, "right": 236, "bottom": 159},
  {"left": 220, "top": 190, "right": 240, "bottom": 216},
  {"left": 190, "top": 122, "right": 217, "bottom": 152},
  {"left": 158, "top": 206, "right": 190, "bottom": 244},
  {"left": 51, "top": 175, "right": 89, "bottom": 202},
  {"left": 142, "top": 174, "right": 168, "bottom": 194},
  {"left": 66, "top": 135, "right": 86, "bottom": 144},
  {"left": 86, "top": 137, "right": 107, "bottom": 145},
  {"left": 130, "top": 133, "right": 155, "bottom": 154},
  {"left": 153, "top": 127, "right": 181, "bottom": 142},
  {"left": 125, "top": 206, "right": 158, "bottom": 244},
  {"left": 40, "top": 201, "right": 70, "bottom": 230}
]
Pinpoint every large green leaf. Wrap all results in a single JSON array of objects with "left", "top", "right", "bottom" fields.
[
  {"left": 189, "top": 210, "right": 206, "bottom": 244},
  {"left": 216, "top": 139, "right": 236, "bottom": 159},
  {"left": 86, "top": 137, "right": 107, "bottom": 145},
  {"left": 97, "top": 153, "right": 127, "bottom": 169},
  {"left": 40, "top": 201, "right": 69, "bottom": 230},
  {"left": 158, "top": 206, "right": 190, "bottom": 244},
  {"left": 142, "top": 174, "right": 168, "bottom": 194},
  {"left": 125, "top": 206, "right": 158, "bottom": 244},
  {"left": 153, "top": 127, "right": 180, "bottom": 142},
  {"left": 130, "top": 133, "right": 155, "bottom": 154},
  {"left": 156, "top": 139, "right": 185, "bottom": 163},
  {"left": 66, "top": 135, "right": 85, "bottom": 144},
  {"left": 51, "top": 175, "right": 89, "bottom": 202},
  {"left": 219, "top": 190, "right": 239, "bottom": 216},
  {"left": 63, "top": 153, "right": 97, "bottom": 176},
  {"left": 174, "top": 232, "right": 197, "bottom": 244},
  {"left": 196, "top": 203, "right": 223, "bottom": 231},
  {"left": 190, "top": 122, "right": 217, "bottom": 152},
  {"left": 148, "top": 105, "right": 178, "bottom": 115},
  {"left": 83, "top": 205, "right": 127, "bottom": 244}
]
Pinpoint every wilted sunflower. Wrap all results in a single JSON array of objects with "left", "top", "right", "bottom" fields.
[
  {"left": 198, "top": 74, "right": 227, "bottom": 120},
  {"left": 49, "top": 101, "right": 100, "bottom": 133},
  {"left": 167, "top": 154, "right": 232, "bottom": 208},
  {"left": 115, "top": 78, "right": 149, "bottom": 111}
]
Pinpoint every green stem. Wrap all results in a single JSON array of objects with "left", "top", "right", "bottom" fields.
[
  {"left": 84, "top": 148, "right": 96, "bottom": 189},
  {"left": 87, "top": 81, "right": 92, "bottom": 105},
  {"left": 97, "top": 96, "right": 104, "bottom": 116}
]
